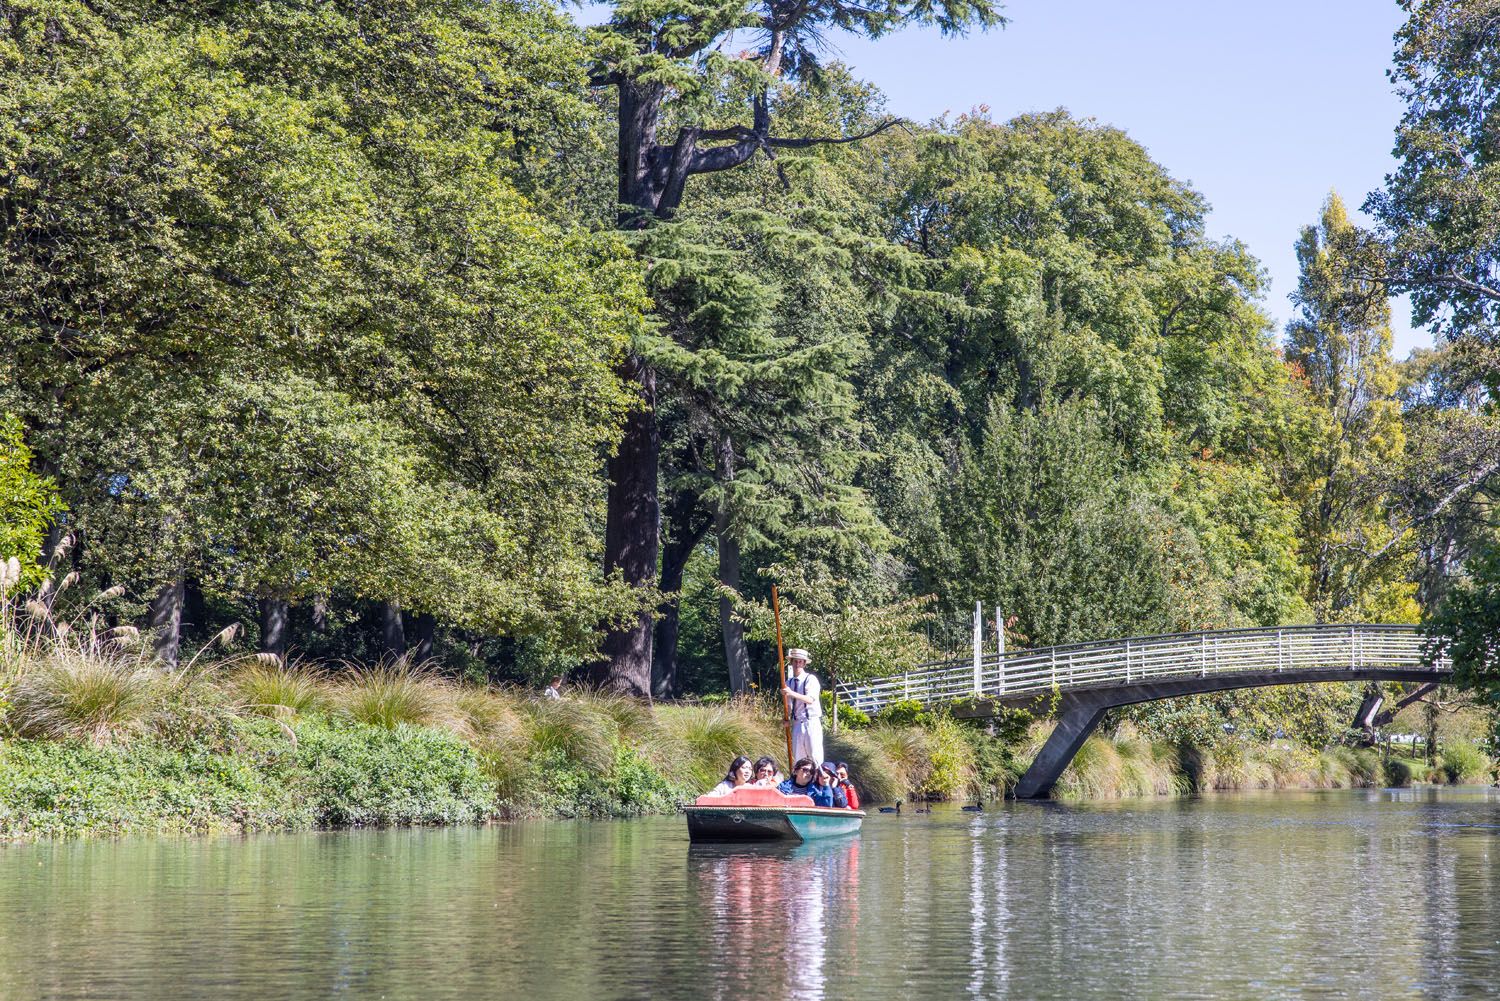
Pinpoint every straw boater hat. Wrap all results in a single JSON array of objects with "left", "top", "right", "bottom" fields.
[{"left": 787, "top": 648, "right": 811, "bottom": 665}]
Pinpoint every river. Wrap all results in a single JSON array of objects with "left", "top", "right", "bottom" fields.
[{"left": 1, "top": 787, "right": 1498, "bottom": 1000}]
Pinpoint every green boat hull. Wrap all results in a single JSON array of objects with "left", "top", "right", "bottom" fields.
[{"left": 685, "top": 805, "right": 865, "bottom": 843}]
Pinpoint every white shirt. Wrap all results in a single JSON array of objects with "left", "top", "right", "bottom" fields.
[{"left": 789, "top": 671, "right": 821, "bottom": 719}]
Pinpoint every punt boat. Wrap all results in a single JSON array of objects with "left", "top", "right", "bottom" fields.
[{"left": 684, "top": 786, "right": 865, "bottom": 843}]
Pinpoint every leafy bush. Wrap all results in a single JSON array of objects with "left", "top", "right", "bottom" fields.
[
  {"left": 872, "top": 699, "right": 938, "bottom": 729},
  {"left": 0, "top": 723, "right": 304, "bottom": 838},
  {"left": 1441, "top": 740, "right": 1491, "bottom": 783},
  {"left": 821, "top": 691, "right": 870, "bottom": 730},
  {"left": 291, "top": 719, "right": 493, "bottom": 826},
  {"left": 1383, "top": 757, "right": 1414, "bottom": 787}
]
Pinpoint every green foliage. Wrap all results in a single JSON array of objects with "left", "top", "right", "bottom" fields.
[
  {"left": 0, "top": 714, "right": 494, "bottom": 838},
  {"left": 872, "top": 699, "right": 939, "bottom": 729},
  {"left": 1440, "top": 739, "right": 1491, "bottom": 784},
  {"left": 0, "top": 0, "right": 644, "bottom": 653},
  {"left": 0, "top": 417, "right": 63, "bottom": 593},
  {"left": 292, "top": 719, "right": 494, "bottom": 827},
  {"left": 1384, "top": 757, "right": 1414, "bottom": 788},
  {"left": 1284, "top": 193, "right": 1414, "bottom": 623},
  {"left": 1370, "top": 0, "right": 1500, "bottom": 339},
  {"left": 822, "top": 692, "right": 870, "bottom": 730},
  {"left": 1428, "top": 545, "right": 1500, "bottom": 702}
]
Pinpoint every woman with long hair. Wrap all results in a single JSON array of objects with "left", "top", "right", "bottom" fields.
[{"left": 706, "top": 755, "right": 754, "bottom": 796}]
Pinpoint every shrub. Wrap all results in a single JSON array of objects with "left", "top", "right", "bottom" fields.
[
  {"left": 1383, "top": 757, "right": 1414, "bottom": 787},
  {"left": 1441, "top": 740, "right": 1491, "bottom": 784},
  {"left": 872, "top": 699, "right": 936, "bottom": 729},
  {"left": 292, "top": 719, "right": 494, "bottom": 826},
  {"left": 232, "top": 662, "right": 327, "bottom": 719},
  {"left": 7, "top": 653, "right": 158, "bottom": 745},
  {"left": 820, "top": 692, "right": 870, "bottom": 730},
  {"left": 333, "top": 666, "right": 454, "bottom": 730},
  {"left": 0, "top": 716, "right": 315, "bottom": 838}
]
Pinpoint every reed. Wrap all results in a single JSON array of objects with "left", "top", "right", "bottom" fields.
[
  {"left": 232, "top": 661, "right": 328, "bottom": 720},
  {"left": 7, "top": 649, "right": 159, "bottom": 745},
  {"left": 332, "top": 664, "right": 456, "bottom": 730}
]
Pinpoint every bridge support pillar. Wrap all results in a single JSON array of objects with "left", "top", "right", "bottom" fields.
[{"left": 1015, "top": 700, "right": 1111, "bottom": 799}]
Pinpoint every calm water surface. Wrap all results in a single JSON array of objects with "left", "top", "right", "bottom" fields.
[{"left": 2, "top": 788, "right": 1499, "bottom": 1000}]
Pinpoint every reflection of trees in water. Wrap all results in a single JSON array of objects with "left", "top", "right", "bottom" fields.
[{"left": 688, "top": 840, "right": 862, "bottom": 1001}]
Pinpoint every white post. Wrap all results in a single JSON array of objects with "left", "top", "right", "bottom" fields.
[
  {"left": 973, "top": 601, "right": 983, "bottom": 694},
  {"left": 994, "top": 606, "right": 1006, "bottom": 695}
]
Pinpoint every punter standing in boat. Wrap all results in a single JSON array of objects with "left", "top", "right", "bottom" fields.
[{"left": 783, "top": 648, "right": 824, "bottom": 765}]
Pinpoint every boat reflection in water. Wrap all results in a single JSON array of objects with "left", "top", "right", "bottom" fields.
[{"left": 686, "top": 838, "right": 861, "bottom": 1001}]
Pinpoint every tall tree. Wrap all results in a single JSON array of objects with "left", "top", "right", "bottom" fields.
[
  {"left": 1368, "top": 0, "right": 1500, "bottom": 343},
  {"left": 586, "top": 0, "right": 1004, "bottom": 694},
  {"left": 0, "top": 0, "right": 643, "bottom": 661},
  {"left": 1283, "top": 192, "right": 1413, "bottom": 621}
]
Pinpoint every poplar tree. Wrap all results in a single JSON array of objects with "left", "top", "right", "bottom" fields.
[{"left": 1284, "top": 193, "right": 1412, "bottom": 621}]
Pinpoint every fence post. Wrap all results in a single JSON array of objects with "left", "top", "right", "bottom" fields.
[
  {"left": 1051, "top": 648, "right": 1057, "bottom": 687},
  {"left": 1125, "top": 638, "right": 1132, "bottom": 684},
  {"left": 1277, "top": 629, "right": 1283, "bottom": 672},
  {"left": 995, "top": 606, "right": 1006, "bottom": 695},
  {"left": 973, "top": 601, "right": 983, "bottom": 695},
  {"left": 1350, "top": 625, "right": 1357, "bottom": 670},
  {"left": 1200, "top": 633, "right": 1207, "bottom": 678}
]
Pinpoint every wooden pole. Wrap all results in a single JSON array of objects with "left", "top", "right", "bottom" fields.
[{"left": 772, "top": 585, "right": 794, "bottom": 771}]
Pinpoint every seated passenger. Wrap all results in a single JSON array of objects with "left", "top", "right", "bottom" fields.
[
  {"left": 753, "top": 756, "right": 783, "bottom": 786},
  {"left": 835, "top": 762, "right": 860, "bottom": 810},
  {"left": 812, "top": 763, "right": 848, "bottom": 809},
  {"left": 777, "top": 758, "right": 818, "bottom": 798},
  {"left": 707, "top": 756, "right": 754, "bottom": 796}
]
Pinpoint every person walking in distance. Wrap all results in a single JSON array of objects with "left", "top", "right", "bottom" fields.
[{"left": 783, "top": 648, "right": 824, "bottom": 765}]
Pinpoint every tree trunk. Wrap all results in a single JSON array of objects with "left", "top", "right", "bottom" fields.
[
  {"left": 183, "top": 578, "right": 207, "bottom": 642},
  {"left": 379, "top": 601, "right": 407, "bottom": 661},
  {"left": 716, "top": 436, "right": 751, "bottom": 694},
  {"left": 408, "top": 612, "right": 436, "bottom": 665},
  {"left": 311, "top": 597, "right": 329, "bottom": 633},
  {"left": 258, "top": 598, "right": 290, "bottom": 657},
  {"left": 593, "top": 356, "right": 660, "bottom": 697},
  {"left": 148, "top": 573, "right": 184, "bottom": 668},
  {"left": 652, "top": 494, "right": 711, "bottom": 698},
  {"left": 617, "top": 79, "right": 666, "bottom": 224}
]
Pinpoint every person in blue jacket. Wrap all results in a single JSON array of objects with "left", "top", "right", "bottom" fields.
[
  {"left": 778, "top": 758, "right": 818, "bottom": 798},
  {"left": 812, "top": 763, "right": 848, "bottom": 808}
]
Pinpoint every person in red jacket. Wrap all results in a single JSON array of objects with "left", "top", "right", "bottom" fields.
[{"left": 835, "top": 761, "right": 860, "bottom": 810}]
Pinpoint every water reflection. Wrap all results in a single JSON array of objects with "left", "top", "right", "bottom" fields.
[
  {"left": 2, "top": 792, "right": 1500, "bottom": 1000},
  {"left": 686, "top": 838, "right": 861, "bottom": 1001}
]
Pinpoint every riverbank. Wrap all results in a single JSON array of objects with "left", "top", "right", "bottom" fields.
[{"left": 2, "top": 656, "right": 1492, "bottom": 840}]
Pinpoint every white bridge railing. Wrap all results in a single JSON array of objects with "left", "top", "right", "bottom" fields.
[{"left": 835, "top": 624, "right": 1448, "bottom": 716}]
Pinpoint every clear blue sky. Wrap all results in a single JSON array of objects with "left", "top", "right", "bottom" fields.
[
  {"left": 839, "top": 1, "right": 1428, "bottom": 356},
  {"left": 576, "top": 2, "right": 1429, "bottom": 355}
]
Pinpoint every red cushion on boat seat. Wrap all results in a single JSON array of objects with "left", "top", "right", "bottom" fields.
[{"left": 693, "top": 787, "right": 814, "bottom": 807}]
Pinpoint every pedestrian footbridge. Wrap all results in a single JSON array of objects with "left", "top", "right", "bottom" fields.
[{"left": 834, "top": 624, "right": 1449, "bottom": 799}]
